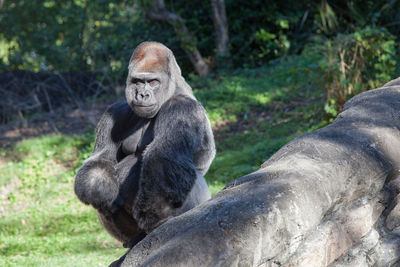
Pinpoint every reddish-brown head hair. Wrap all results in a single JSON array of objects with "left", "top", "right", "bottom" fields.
[{"left": 130, "top": 42, "right": 169, "bottom": 73}]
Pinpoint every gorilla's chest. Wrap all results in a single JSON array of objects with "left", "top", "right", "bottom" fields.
[{"left": 121, "top": 119, "right": 154, "bottom": 156}]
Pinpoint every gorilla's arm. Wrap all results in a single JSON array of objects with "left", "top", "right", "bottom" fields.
[
  {"left": 74, "top": 102, "right": 131, "bottom": 213},
  {"left": 133, "top": 95, "right": 215, "bottom": 232}
]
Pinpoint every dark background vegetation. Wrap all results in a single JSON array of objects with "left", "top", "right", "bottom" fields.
[
  {"left": 2, "top": 0, "right": 399, "bottom": 70},
  {"left": 0, "top": 0, "right": 399, "bottom": 265},
  {"left": 1, "top": 0, "right": 399, "bottom": 121}
]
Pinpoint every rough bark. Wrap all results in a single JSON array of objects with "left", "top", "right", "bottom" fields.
[
  {"left": 116, "top": 79, "right": 400, "bottom": 266},
  {"left": 145, "top": 0, "right": 209, "bottom": 77},
  {"left": 210, "top": 0, "right": 230, "bottom": 64}
]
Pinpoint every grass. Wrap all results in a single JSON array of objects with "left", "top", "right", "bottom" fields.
[
  {"left": 195, "top": 51, "right": 326, "bottom": 193},
  {"left": 0, "top": 134, "right": 126, "bottom": 266},
  {"left": 0, "top": 49, "right": 327, "bottom": 266}
]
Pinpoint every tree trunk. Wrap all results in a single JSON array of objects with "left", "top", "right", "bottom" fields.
[
  {"left": 210, "top": 0, "right": 230, "bottom": 67},
  {"left": 146, "top": 0, "right": 209, "bottom": 77}
]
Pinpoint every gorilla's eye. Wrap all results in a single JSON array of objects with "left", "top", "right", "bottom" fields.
[
  {"left": 132, "top": 78, "right": 145, "bottom": 88},
  {"left": 149, "top": 79, "right": 160, "bottom": 87}
]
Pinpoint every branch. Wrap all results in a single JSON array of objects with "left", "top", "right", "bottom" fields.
[{"left": 144, "top": 0, "right": 209, "bottom": 77}]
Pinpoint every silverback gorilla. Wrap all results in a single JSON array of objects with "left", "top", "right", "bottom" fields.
[{"left": 74, "top": 42, "right": 215, "bottom": 248}]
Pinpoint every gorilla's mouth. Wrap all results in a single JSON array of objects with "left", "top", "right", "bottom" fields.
[
  {"left": 135, "top": 104, "right": 155, "bottom": 108},
  {"left": 131, "top": 103, "right": 159, "bottom": 118},
  {"left": 134, "top": 104, "right": 157, "bottom": 113},
  {"left": 130, "top": 101, "right": 156, "bottom": 109}
]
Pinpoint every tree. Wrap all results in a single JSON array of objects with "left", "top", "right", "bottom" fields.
[
  {"left": 210, "top": 0, "right": 230, "bottom": 66},
  {"left": 143, "top": 0, "right": 210, "bottom": 77}
]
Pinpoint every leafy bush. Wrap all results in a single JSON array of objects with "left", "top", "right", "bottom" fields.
[
  {"left": 0, "top": 1, "right": 179, "bottom": 81},
  {"left": 0, "top": 0, "right": 312, "bottom": 76},
  {"left": 322, "top": 26, "right": 397, "bottom": 118},
  {"left": 252, "top": 21, "right": 291, "bottom": 61}
]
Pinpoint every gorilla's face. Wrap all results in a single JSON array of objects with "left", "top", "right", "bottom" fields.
[
  {"left": 126, "top": 71, "right": 170, "bottom": 118},
  {"left": 125, "top": 42, "right": 180, "bottom": 118}
]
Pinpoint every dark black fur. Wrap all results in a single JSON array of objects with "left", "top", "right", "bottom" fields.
[{"left": 74, "top": 42, "right": 215, "bottom": 248}]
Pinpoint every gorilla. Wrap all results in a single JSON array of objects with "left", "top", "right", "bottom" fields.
[{"left": 74, "top": 42, "right": 215, "bottom": 248}]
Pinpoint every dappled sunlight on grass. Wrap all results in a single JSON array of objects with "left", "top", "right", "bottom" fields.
[
  {"left": 194, "top": 52, "right": 324, "bottom": 127},
  {"left": 0, "top": 132, "right": 125, "bottom": 266}
]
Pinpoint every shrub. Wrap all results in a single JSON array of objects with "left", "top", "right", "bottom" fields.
[{"left": 322, "top": 26, "right": 397, "bottom": 118}]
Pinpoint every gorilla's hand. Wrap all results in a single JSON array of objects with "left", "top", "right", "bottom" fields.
[
  {"left": 75, "top": 159, "right": 124, "bottom": 215},
  {"left": 132, "top": 191, "right": 169, "bottom": 232},
  {"left": 132, "top": 154, "right": 196, "bottom": 232},
  {"left": 97, "top": 194, "right": 125, "bottom": 216}
]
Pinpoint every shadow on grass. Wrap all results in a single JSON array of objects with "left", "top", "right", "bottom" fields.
[
  {"left": 0, "top": 209, "right": 101, "bottom": 236},
  {"left": 0, "top": 210, "right": 124, "bottom": 256}
]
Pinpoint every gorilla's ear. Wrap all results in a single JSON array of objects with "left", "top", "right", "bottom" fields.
[{"left": 166, "top": 48, "right": 195, "bottom": 98}]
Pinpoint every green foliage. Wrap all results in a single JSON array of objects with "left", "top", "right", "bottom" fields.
[
  {"left": 193, "top": 48, "right": 323, "bottom": 126},
  {"left": 0, "top": 0, "right": 315, "bottom": 75},
  {"left": 253, "top": 25, "right": 290, "bottom": 60},
  {"left": 315, "top": 0, "right": 338, "bottom": 34},
  {"left": 320, "top": 26, "right": 397, "bottom": 118},
  {"left": 0, "top": 0, "right": 179, "bottom": 81},
  {"left": 191, "top": 51, "right": 325, "bottom": 193},
  {"left": 225, "top": 0, "right": 305, "bottom": 67},
  {"left": 2, "top": 0, "right": 400, "bottom": 76}
]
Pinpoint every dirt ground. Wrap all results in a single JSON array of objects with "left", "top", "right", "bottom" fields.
[{"left": 0, "top": 98, "right": 118, "bottom": 148}]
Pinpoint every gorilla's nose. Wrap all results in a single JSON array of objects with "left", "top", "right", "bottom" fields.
[{"left": 136, "top": 90, "right": 151, "bottom": 103}]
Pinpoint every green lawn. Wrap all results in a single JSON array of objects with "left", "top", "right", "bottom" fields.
[{"left": 0, "top": 50, "right": 327, "bottom": 266}]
